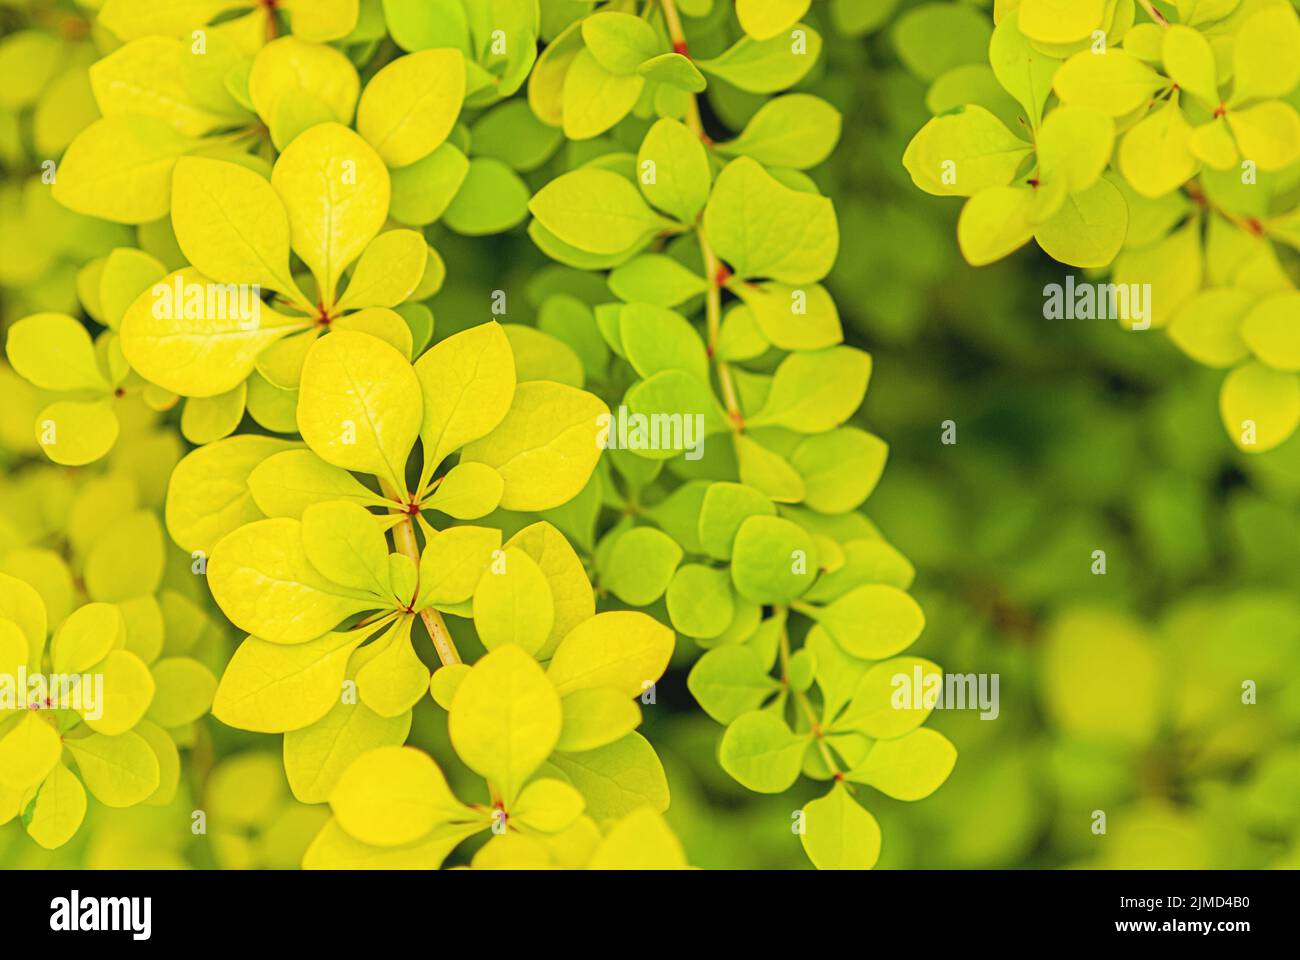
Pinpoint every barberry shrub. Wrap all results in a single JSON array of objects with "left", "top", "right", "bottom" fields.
[
  {"left": 902, "top": 0, "right": 1300, "bottom": 453},
  {"left": 523, "top": 0, "right": 955, "bottom": 869},
  {"left": 1, "top": 0, "right": 954, "bottom": 869}
]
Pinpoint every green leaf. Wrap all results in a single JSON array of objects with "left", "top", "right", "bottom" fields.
[
  {"left": 704, "top": 157, "right": 838, "bottom": 283},
  {"left": 637, "top": 52, "right": 706, "bottom": 93},
  {"left": 448, "top": 644, "right": 562, "bottom": 804},
  {"left": 666, "top": 564, "right": 736, "bottom": 640},
  {"left": 813, "top": 584, "right": 925, "bottom": 660},
  {"left": 297, "top": 330, "right": 422, "bottom": 492},
  {"left": 52, "top": 602, "right": 122, "bottom": 674},
  {"left": 0, "top": 713, "right": 63, "bottom": 791},
  {"left": 717, "top": 93, "right": 841, "bottom": 170},
  {"left": 504, "top": 324, "right": 585, "bottom": 387},
  {"left": 800, "top": 781, "right": 881, "bottom": 869},
  {"left": 146, "top": 657, "right": 217, "bottom": 728},
  {"left": 248, "top": 37, "right": 359, "bottom": 150},
  {"left": 697, "top": 25, "right": 822, "bottom": 94},
  {"left": 357, "top": 50, "right": 465, "bottom": 167},
  {"left": 1163, "top": 25, "right": 1218, "bottom": 108},
  {"left": 473, "top": 547, "right": 554, "bottom": 656},
  {"left": 442, "top": 158, "right": 532, "bottom": 235},
  {"left": 688, "top": 645, "right": 778, "bottom": 723},
  {"left": 119, "top": 266, "right": 308, "bottom": 397},
  {"left": 619, "top": 302, "right": 709, "bottom": 382},
  {"left": 602, "top": 527, "right": 683, "bottom": 605},
  {"left": 84, "top": 510, "right": 164, "bottom": 602},
  {"left": 737, "top": 0, "right": 811, "bottom": 41},
  {"left": 637, "top": 118, "right": 711, "bottom": 223},
  {"left": 750, "top": 347, "right": 871, "bottom": 432},
  {"left": 731, "top": 514, "right": 818, "bottom": 603},
  {"left": 791, "top": 427, "right": 889, "bottom": 514},
  {"left": 582, "top": 12, "right": 662, "bottom": 75},
  {"left": 893, "top": 2, "right": 991, "bottom": 81},
  {"left": 90, "top": 36, "right": 243, "bottom": 137},
  {"left": 1018, "top": 0, "right": 1104, "bottom": 45},
  {"left": 562, "top": 48, "right": 644, "bottom": 140},
  {"left": 389, "top": 143, "right": 470, "bottom": 226},
  {"left": 608, "top": 255, "right": 707, "bottom": 307},
  {"left": 1037, "top": 105, "right": 1115, "bottom": 193},
  {"left": 718, "top": 709, "right": 807, "bottom": 793},
  {"left": 698, "top": 482, "right": 777, "bottom": 560},
  {"left": 721, "top": 445, "right": 794, "bottom": 509},
  {"left": 459, "top": 381, "right": 608, "bottom": 511},
  {"left": 845, "top": 728, "right": 957, "bottom": 800},
  {"left": 989, "top": 16, "right": 1060, "bottom": 129},
  {"left": 834, "top": 657, "right": 942, "bottom": 739},
  {"left": 530, "top": 167, "right": 673, "bottom": 256}
]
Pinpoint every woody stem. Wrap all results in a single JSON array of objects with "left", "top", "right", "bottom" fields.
[
  {"left": 380, "top": 480, "right": 461, "bottom": 666},
  {"left": 661, "top": 0, "right": 744, "bottom": 429}
]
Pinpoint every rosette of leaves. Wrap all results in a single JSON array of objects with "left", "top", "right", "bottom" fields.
[
  {"left": 303, "top": 596, "right": 682, "bottom": 868},
  {"left": 512, "top": 0, "right": 954, "bottom": 868},
  {"left": 55, "top": 1, "right": 539, "bottom": 233},
  {"left": 900, "top": 0, "right": 1300, "bottom": 452},
  {"left": 3, "top": 244, "right": 189, "bottom": 462},
  {"left": 53, "top": 2, "right": 372, "bottom": 223},
  {"left": 0, "top": 574, "right": 218, "bottom": 850},
  {"left": 113, "top": 122, "right": 448, "bottom": 442},
  {"left": 168, "top": 317, "right": 657, "bottom": 817}
]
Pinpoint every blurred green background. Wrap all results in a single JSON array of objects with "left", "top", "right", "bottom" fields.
[{"left": 2, "top": 0, "right": 1298, "bottom": 869}]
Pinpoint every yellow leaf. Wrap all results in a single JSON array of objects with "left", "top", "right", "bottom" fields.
[
  {"left": 329, "top": 745, "right": 467, "bottom": 846},
  {"left": 448, "top": 645, "right": 562, "bottom": 804},
  {"left": 546, "top": 611, "right": 674, "bottom": 698},
  {"left": 296, "top": 330, "right": 422, "bottom": 491},
  {"left": 357, "top": 50, "right": 466, "bottom": 167},
  {"left": 271, "top": 123, "right": 388, "bottom": 305},
  {"left": 1220, "top": 361, "right": 1300, "bottom": 452}
]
